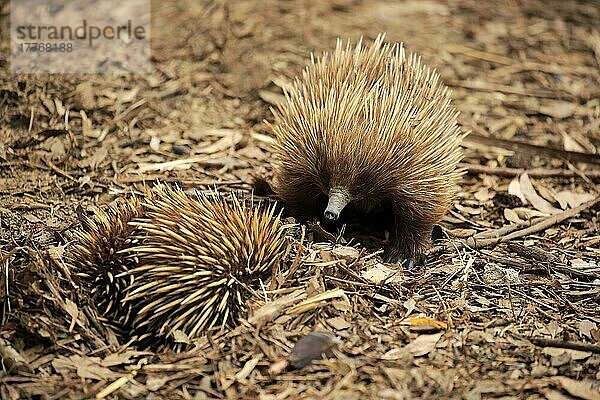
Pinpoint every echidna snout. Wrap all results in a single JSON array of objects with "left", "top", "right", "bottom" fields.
[{"left": 324, "top": 186, "right": 352, "bottom": 221}]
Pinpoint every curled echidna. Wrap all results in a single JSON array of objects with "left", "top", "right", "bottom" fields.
[
  {"left": 68, "top": 185, "right": 288, "bottom": 347},
  {"left": 270, "top": 34, "right": 464, "bottom": 265},
  {"left": 123, "top": 186, "right": 287, "bottom": 344}
]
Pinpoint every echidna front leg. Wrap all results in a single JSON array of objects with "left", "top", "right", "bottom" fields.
[{"left": 385, "top": 214, "right": 432, "bottom": 268}]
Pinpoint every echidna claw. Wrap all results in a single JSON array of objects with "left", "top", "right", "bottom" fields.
[{"left": 385, "top": 253, "right": 425, "bottom": 270}]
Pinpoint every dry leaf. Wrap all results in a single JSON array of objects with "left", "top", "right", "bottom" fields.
[
  {"left": 519, "top": 173, "right": 561, "bottom": 214},
  {"left": 197, "top": 131, "right": 243, "bottom": 154},
  {"left": 512, "top": 207, "right": 550, "bottom": 219},
  {"left": 482, "top": 264, "right": 520, "bottom": 285},
  {"left": 327, "top": 316, "right": 351, "bottom": 330},
  {"left": 146, "top": 375, "right": 169, "bottom": 391},
  {"left": 403, "top": 332, "right": 444, "bottom": 357},
  {"left": 248, "top": 290, "right": 305, "bottom": 326},
  {"left": 172, "top": 330, "right": 190, "bottom": 344},
  {"left": 331, "top": 246, "right": 360, "bottom": 260},
  {"left": 54, "top": 98, "right": 66, "bottom": 116},
  {"left": 258, "top": 90, "right": 285, "bottom": 106},
  {"left": 401, "top": 317, "right": 448, "bottom": 331},
  {"left": 579, "top": 320, "right": 598, "bottom": 340},
  {"left": 403, "top": 298, "right": 416, "bottom": 317},
  {"left": 268, "top": 360, "right": 288, "bottom": 375},
  {"left": 552, "top": 377, "right": 600, "bottom": 400},
  {"left": 53, "top": 355, "right": 121, "bottom": 381},
  {"left": 85, "top": 145, "right": 109, "bottom": 171},
  {"left": 80, "top": 110, "right": 100, "bottom": 138},
  {"left": 571, "top": 259, "right": 597, "bottom": 270},
  {"left": 543, "top": 347, "right": 592, "bottom": 361},
  {"left": 237, "top": 145, "right": 268, "bottom": 160},
  {"left": 553, "top": 191, "right": 596, "bottom": 209},
  {"left": 149, "top": 136, "right": 161, "bottom": 151},
  {"left": 562, "top": 132, "right": 587, "bottom": 152},
  {"left": 447, "top": 228, "right": 477, "bottom": 238},
  {"left": 508, "top": 177, "right": 527, "bottom": 204},
  {"left": 455, "top": 204, "right": 482, "bottom": 215},
  {"left": 101, "top": 351, "right": 148, "bottom": 367},
  {"left": 504, "top": 208, "right": 523, "bottom": 223},
  {"left": 541, "top": 388, "right": 579, "bottom": 400},
  {"left": 361, "top": 263, "right": 403, "bottom": 284},
  {"left": 474, "top": 187, "right": 493, "bottom": 202},
  {"left": 235, "top": 356, "right": 261, "bottom": 381},
  {"left": 546, "top": 320, "right": 562, "bottom": 338},
  {"left": 64, "top": 299, "right": 78, "bottom": 333},
  {"left": 538, "top": 100, "right": 577, "bottom": 119}
]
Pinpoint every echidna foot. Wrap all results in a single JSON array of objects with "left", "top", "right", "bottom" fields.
[{"left": 384, "top": 251, "right": 425, "bottom": 269}]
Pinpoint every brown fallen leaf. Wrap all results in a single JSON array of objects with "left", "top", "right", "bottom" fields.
[
  {"left": 553, "top": 191, "right": 596, "bottom": 209},
  {"left": 197, "top": 130, "right": 243, "bottom": 154},
  {"left": 258, "top": 89, "right": 285, "bottom": 106},
  {"left": 552, "top": 376, "right": 600, "bottom": 400},
  {"left": 172, "top": 330, "right": 190, "bottom": 344},
  {"left": 538, "top": 100, "right": 577, "bottom": 119},
  {"left": 540, "top": 388, "right": 577, "bottom": 400},
  {"left": 268, "top": 360, "right": 288, "bottom": 375},
  {"left": 381, "top": 332, "right": 444, "bottom": 360},
  {"left": 146, "top": 375, "right": 169, "bottom": 392},
  {"left": 290, "top": 332, "right": 339, "bottom": 369},
  {"left": 508, "top": 177, "right": 527, "bottom": 204},
  {"left": 52, "top": 355, "right": 121, "bottom": 381},
  {"left": 519, "top": 173, "right": 561, "bottom": 214},
  {"left": 504, "top": 208, "right": 523, "bottom": 223},
  {"left": 361, "top": 262, "right": 404, "bottom": 284},
  {"left": 327, "top": 316, "right": 351, "bottom": 330},
  {"left": 403, "top": 332, "right": 444, "bottom": 357},
  {"left": 401, "top": 317, "right": 448, "bottom": 331},
  {"left": 561, "top": 131, "right": 587, "bottom": 152},
  {"left": 235, "top": 356, "right": 261, "bottom": 381},
  {"left": 0, "top": 338, "right": 33, "bottom": 373},
  {"left": 64, "top": 298, "right": 79, "bottom": 333},
  {"left": 579, "top": 320, "right": 598, "bottom": 340},
  {"left": 101, "top": 351, "right": 150, "bottom": 367}
]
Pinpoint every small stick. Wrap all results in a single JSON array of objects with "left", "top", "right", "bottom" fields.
[
  {"left": 464, "top": 134, "right": 600, "bottom": 166},
  {"left": 461, "top": 163, "right": 600, "bottom": 182},
  {"left": 280, "top": 225, "right": 306, "bottom": 287},
  {"left": 446, "top": 79, "right": 568, "bottom": 99},
  {"left": 473, "top": 219, "right": 543, "bottom": 240},
  {"left": 44, "top": 160, "right": 78, "bottom": 182},
  {"left": 465, "top": 195, "right": 600, "bottom": 249},
  {"left": 308, "top": 222, "right": 337, "bottom": 243},
  {"left": 529, "top": 337, "right": 600, "bottom": 354}
]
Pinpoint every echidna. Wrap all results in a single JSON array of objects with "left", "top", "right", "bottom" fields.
[
  {"left": 68, "top": 185, "right": 287, "bottom": 347},
  {"left": 123, "top": 186, "right": 287, "bottom": 344},
  {"left": 70, "top": 197, "right": 144, "bottom": 328},
  {"left": 270, "top": 34, "right": 464, "bottom": 265}
]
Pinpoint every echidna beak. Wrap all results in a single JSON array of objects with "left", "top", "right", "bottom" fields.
[{"left": 324, "top": 186, "right": 351, "bottom": 222}]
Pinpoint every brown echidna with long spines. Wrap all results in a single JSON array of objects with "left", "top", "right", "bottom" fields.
[
  {"left": 67, "top": 185, "right": 288, "bottom": 348},
  {"left": 122, "top": 185, "right": 287, "bottom": 345},
  {"left": 270, "top": 34, "right": 465, "bottom": 265}
]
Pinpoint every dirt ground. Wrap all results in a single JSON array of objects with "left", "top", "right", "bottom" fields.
[{"left": 1, "top": 0, "right": 600, "bottom": 399}]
